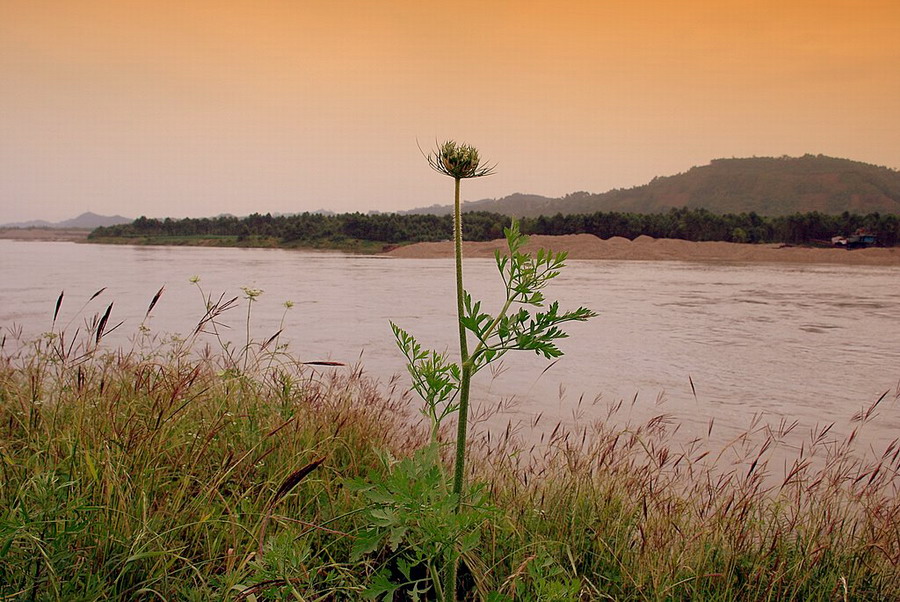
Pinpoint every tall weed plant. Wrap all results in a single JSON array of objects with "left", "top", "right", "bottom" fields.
[{"left": 374, "top": 141, "right": 596, "bottom": 600}]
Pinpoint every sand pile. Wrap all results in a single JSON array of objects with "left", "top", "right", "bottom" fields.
[{"left": 386, "top": 234, "right": 900, "bottom": 266}]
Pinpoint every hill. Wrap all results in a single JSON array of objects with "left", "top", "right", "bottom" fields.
[
  {"left": 406, "top": 155, "right": 900, "bottom": 218},
  {"left": 2, "top": 212, "right": 132, "bottom": 229}
]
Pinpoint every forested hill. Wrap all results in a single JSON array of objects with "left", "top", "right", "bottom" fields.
[{"left": 410, "top": 155, "right": 900, "bottom": 218}]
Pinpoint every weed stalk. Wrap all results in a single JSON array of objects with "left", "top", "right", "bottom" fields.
[{"left": 391, "top": 140, "right": 595, "bottom": 600}]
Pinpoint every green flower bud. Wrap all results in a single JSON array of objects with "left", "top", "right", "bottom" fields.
[{"left": 427, "top": 140, "right": 495, "bottom": 179}]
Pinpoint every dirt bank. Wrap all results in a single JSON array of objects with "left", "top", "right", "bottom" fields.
[
  {"left": 0, "top": 228, "right": 90, "bottom": 242},
  {"left": 385, "top": 234, "right": 900, "bottom": 266}
]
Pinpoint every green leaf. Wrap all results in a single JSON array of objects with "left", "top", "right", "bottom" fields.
[
  {"left": 392, "top": 321, "right": 462, "bottom": 430},
  {"left": 351, "top": 528, "right": 382, "bottom": 561},
  {"left": 364, "top": 570, "right": 401, "bottom": 599},
  {"left": 370, "top": 507, "right": 399, "bottom": 527},
  {"left": 365, "top": 487, "right": 400, "bottom": 505},
  {"left": 388, "top": 525, "right": 407, "bottom": 551}
]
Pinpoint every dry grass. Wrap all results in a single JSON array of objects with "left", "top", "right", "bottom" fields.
[{"left": 466, "top": 387, "right": 900, "bottom": 600}]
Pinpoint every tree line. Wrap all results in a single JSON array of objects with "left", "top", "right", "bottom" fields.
[{"left": 89, "top": 208, "right": 900, "bottom": 247}]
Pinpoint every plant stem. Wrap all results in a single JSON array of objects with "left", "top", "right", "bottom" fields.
[
  {"left": 244, "top": 298, "right": 252, "bottom": 372},
  {"left": 451, "top": 175, "right": 470, "bottom": 506},
  {"left": 447, "top": 176, "right": 470, "bottom": 602}
]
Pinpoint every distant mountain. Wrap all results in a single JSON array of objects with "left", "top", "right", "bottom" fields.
[
  {"left": 2, "top": 212, "right": 132, "bottom": 229},
  {"left": 2, "top": 218, "right": 56, "bottom": 228},
  {"left": 401, "top": 195, "right": 556, "bottom": 216},
  {"left": 405, "top": 155, "right": 900, "bottom": 218}
]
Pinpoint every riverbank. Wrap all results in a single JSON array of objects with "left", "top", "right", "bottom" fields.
[
  {"left": 88, "top": 233, "right": 389, "bottom": 254},
  {"left": 0, "top": 227, "right": 90, "bottom": 242},
  {"left": 386, "top": 233, "right": 900, "bottom": 265}
]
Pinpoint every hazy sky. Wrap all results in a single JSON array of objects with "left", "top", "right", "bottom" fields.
[{"left": 2, "top": 1, "right": 898, "bottom": 223}]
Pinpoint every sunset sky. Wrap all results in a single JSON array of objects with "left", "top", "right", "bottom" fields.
[{"left": 1, "top": 0, "right": 898, "bottom": 224}]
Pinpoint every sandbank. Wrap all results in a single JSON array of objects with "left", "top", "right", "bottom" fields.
[
  {"left": 384, "top": 234, "right": 900, "bottom": 266},
  {"left": 0, "top": 228, "right": 90, "bottom": 242}
]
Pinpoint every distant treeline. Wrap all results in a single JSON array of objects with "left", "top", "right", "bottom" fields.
[{"left": 89, "top": 208, "right": 900, "bottom": 247}]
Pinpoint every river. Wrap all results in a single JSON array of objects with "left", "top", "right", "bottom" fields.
[{"left": 2, "top": 239, "right": 898, "bottom": 458}]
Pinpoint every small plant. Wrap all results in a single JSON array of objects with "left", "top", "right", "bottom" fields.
[
  {"left": 384, "top": 141, "right": 596, "bottom": 599},
  {"left": 348, "top": 443, "right": 491, "bottom": 600}
]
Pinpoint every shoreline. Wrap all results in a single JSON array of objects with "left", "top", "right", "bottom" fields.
[
  {"left": 0, "top": 227, "right": 90, "bottom": 242},
  {"left": 385, "top": 233, "right": 900, "bottom": 266},
  {"left": 4, "top": 228, "right": 899, "bottom": 266}
]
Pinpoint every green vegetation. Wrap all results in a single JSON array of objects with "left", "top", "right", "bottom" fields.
[
  {"left": 384, "top": 141, "right": 594, "bottom": 599},
  {"left": 89, "top": 207, "right": 900, "bottom": 250},
  {"left": 531, "top": 207, "right": 900, "bottom": 246},
  {"left": 1, "top": 287, "right": 899, "bottom": 600},
  {"left": 88, "top": 212, "right": 511, "bottom": 253}
]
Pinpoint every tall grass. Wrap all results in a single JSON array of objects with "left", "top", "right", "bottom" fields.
[
  {"left": 0, "top": 289, "right": 425, "bottom": 600},
  {"left": 468, "top": 390, "right": 900, "bottom": 600},
  {"left": 1, "top": 289, "right": 898, "bottom": 600}
]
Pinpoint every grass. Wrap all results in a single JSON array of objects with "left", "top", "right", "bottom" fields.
[
  {"left": 86, "top": 234, "right": 397, "bottom": 254},
  {"left": 1, "top": 296, "right": 898, "bottom": 600}
]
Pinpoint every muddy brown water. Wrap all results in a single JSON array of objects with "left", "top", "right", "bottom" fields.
[{"left": 2, "top": 239, "right": 899, "bottom": 466}]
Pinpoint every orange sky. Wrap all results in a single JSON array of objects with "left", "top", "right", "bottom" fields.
[{"left": 1, "top": 0, "right": 898, "bottom": 222}]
